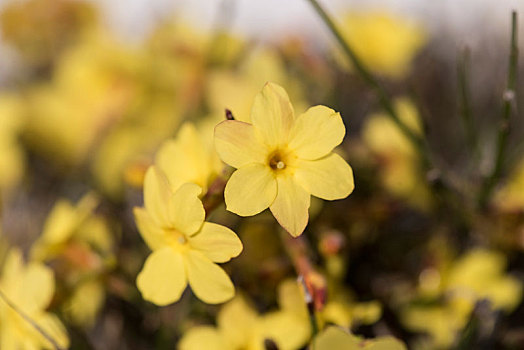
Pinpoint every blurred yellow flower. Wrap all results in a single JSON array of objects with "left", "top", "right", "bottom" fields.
[
  {"left": 31, "top": 193, "right": 112, "bottom": 264},
  {"left": 134, "top": 166, "right": 242, "bottom": 305},
  {"left": 30, "top": 193, "right": 114, "bottom": 327},
  {"left": 179, "top": 296, "right": 309, "bottom": 350},
  {"left": 362, "top": 98, "right": 432, "bottom": 210},
  {"left": 0, "top": 249, "right": 69, "bottom": 349},
  {"left": 25, "top": 30, "right": 141, "bottom": 167},
  {"left": 401, "top": 248, "right": 522, "bottom": 348},
  {"left": 278, "top": 279, "right": 381, "bottom": 333},
  {"left": 63, "top": 279, "right": 105, "bottom": 328},
  {"left": 0, "top": 0, "right": 98, "bottom": 67},
  {"left": 156, "top": 122, "right": 224, "bottom": 195},
  {"left": 446, "top": 249, "right": 522, "bottom": 311},
  {"left": 313, "top": 326, "right": 406, "bottom": 350},
  {"left": 338, "top": 11, "right": 426, "bottom": 78},
  {"left": 215, "top": 82, "right": 354, "bottom": 237},
  {"left": 402, "top": 299, "right": 472, "bottom": 349}
]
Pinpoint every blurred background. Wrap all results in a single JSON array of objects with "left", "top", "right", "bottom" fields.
[{"left": 1, "top": 0, "right": 524, "bottom": 349}]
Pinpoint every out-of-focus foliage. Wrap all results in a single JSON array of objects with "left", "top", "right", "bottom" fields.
[{"left": 362, "top": 98, "right": 433, "bottom": 210}]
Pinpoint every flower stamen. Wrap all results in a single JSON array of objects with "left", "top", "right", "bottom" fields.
[{"left": 269, "top": 151, "right": 287, "bottom": 171}]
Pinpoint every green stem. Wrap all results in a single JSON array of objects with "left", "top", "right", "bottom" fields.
[
  {"left": 305, "top": 0, "right": 430, "bottom": 169},
  {"left": 478, "top": 11, "right": 518, "bottom": 208}
]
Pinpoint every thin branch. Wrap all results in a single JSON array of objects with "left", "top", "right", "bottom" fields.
[{"left": 478, "top": 11, "right": 519, "bottom": 208}]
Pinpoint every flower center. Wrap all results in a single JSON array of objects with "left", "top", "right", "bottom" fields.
[
  {"left": 164, "top": 228, "right": 188, "bottom": 248},
  {"left": 268, "top": 151, "right": 287, "bottom": 171}
]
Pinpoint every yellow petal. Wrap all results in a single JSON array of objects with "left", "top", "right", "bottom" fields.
[
  {"left": 156, "top": 123, "right": 218, "bottom": 192},
  {"left": 289, "top": 106, "right": 345, "bottom": 160},
  {"left": 179, "top": 326, "right": 226, "bottom": 350},
  {"left": 134, "top": 207, "right": 166, "bottom": 250},
  {"left": 224, "top": 164, "right": 277, "bottom": 216},
  {"left": 0, "top": 326, "right": 17, "bottom": 350},
  {"left": 169, "top": 183, "right": 205, "bottom": 236},
  {"left": 295, "top": 153, "right": 354, "bottom": 200},
  {"left": 2, "top": 250, "right": 55, "bottom": 313},
  {"left": 218, "top": 297, "right": 258, "bottom": 348},
  {"left": 270, "top": 176, "right": 310, "bottom": 237},
  {"left": 250, "top": 82, "right": 294, "bottom": 148},
  {"left": 313, "top": 327, "right": 360, "bottom": 350},
  {"left": 33, "top": 313, "right": 70, "bottom": 349},
  {"left": 38, "top": 201, "right": 77, "bottom": 246},
  {"left": 65, "top": 279, "right": 105, "bottom": 327},
  {"left": 353, "top": 301, "right": 383, "bottom": 325},
  {"left": 189, "top": 223, "right": 243, "bottom": 263},
  {"left": 136, "top": 248, "right": 187, "bottom": 306},
  {"left": 366, "top": 337, "right": 408, "bottom": 350},
  {"left": 143, "top": 166, "right": 172, "bottom": 227},
  {"left": 278, "top": 279, "right": 308, "bottom": 318},
  {"left": 185, "top": 250, "right": 235, "bottom": 304},
  {"left": 19, "top": 262, "right": 55, "bottom": 314},
  {"left": 214, "top": 120, "right": 267, "bottom": 168},
  {"left": 1, "top": 249, "right": 23, "bottom": 290},
  {"left": 261, "top": 311, "right": 310, "bottom": 350}
]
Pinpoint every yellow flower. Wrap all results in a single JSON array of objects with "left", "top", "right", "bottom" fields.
[
  {"left": 0, "top": 249, "right": 69, "bottom": 349},
  {"left": 30, "top": 193, "right": 114, "bottom": 274},
  {"left": 445, "top": 249, "right": 522, "bottom": 312},
  {"left": 134, "top": 166, "right": 242, "bottom": 305},
  {"left": 313, "top": 326, "right": 406, "bottom": 350},
  {"left": 214, "top": 82, "right": 354, "bottom": 237},
  {"left": 179, "top": 296, "right": 309, "bottom": 350},
  {"left": 156, "top": 122, "right": 224, "bottom": 195},
  {"left": 338, "top": 11, "right": 426, "bottom": 78}
]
